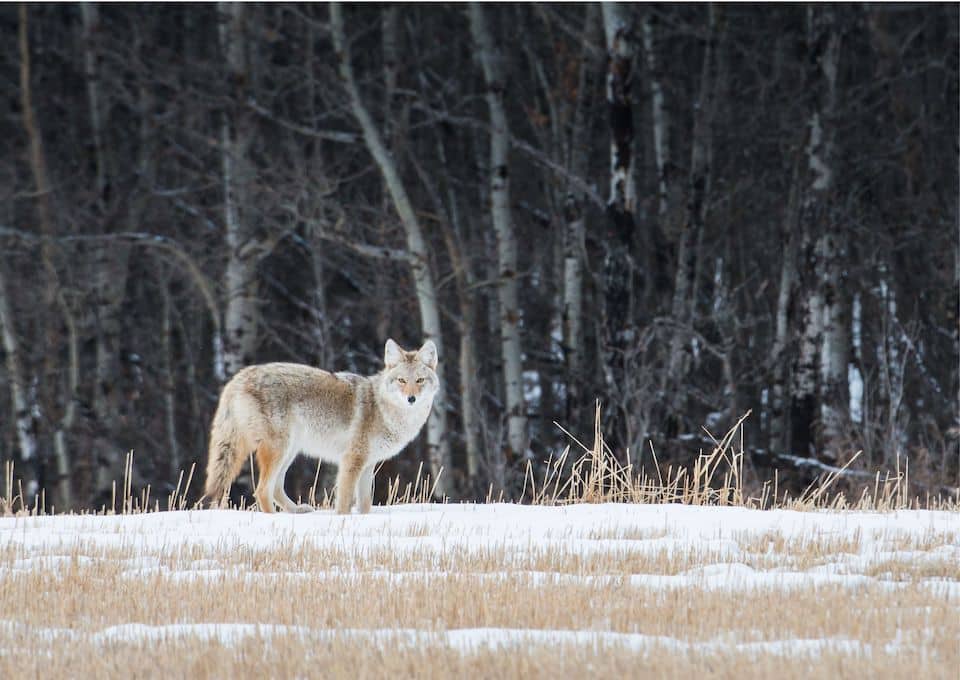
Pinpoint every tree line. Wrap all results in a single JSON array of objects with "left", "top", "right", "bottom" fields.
[{"left": 1, "top": 3, "right": 957, "bottom": 510}]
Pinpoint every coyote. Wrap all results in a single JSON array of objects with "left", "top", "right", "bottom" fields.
[{"left": 204, "top": 339, "right": 438, "bottom": 514}]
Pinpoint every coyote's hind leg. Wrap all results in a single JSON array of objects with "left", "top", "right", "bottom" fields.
[
  {"left": 274, "top": 451, "right": 313, "bottom": 513},
  {"left": 254, "top": 441, "right": 283, "bottom": 513}
]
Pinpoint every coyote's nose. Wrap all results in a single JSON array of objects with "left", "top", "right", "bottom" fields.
[{"left": 407, "top": 395, "right": 416, "bottom": 404}]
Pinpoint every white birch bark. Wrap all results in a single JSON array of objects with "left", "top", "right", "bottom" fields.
[
  {"left": 792, "top": 6, "right": 845, "bottom": 462},
  {"left": 812, "top": 12, "right": 846, "bottom": 461},
  {"left": 602, "top": 3, "right": 637, "bottom": 215},
  {"left": 818, "top": 230, "right": 848, "bottom": 460},
  {"left": 219, "top": 2, "right": 259, "bottom": 379},
  {"left": 598, "top": 2, "right": 639, "bottom": 406},
  {"left": 0, "top": 264, "right": 38, "bottom": 495},
  {"left": 562, "top": 193, "right": 585, "bottom": 397},
  {"left": 330, "top": 4, "right": 450, "bottom": 494},
  {"left": 468, "top": 2, "right": 527, "bottom": 458},
  {"left": 791, "top": 231, "right": 823, "bottom": 458}
]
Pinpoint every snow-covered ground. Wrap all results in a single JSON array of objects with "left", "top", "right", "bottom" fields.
[{"left": 0, "top": 503, "right": 957, "bottom": 676}]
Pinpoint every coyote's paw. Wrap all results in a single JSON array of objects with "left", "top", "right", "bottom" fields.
[{"left": 290, "top": 503, "right": 314, "bottom": 514}]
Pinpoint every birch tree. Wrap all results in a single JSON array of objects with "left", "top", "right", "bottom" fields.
[
  {"left": 600, "top": 3, "right": 637, "bottom": 391},
  {"left": 602, "top": 3, "right": 637, "bottom": 226},
  {"left": 642, "top": 10, "right": 670, "bottom": 222},
  {"left": 561, "top": 4, "right": 603, "bottom": 420},
  {"left": 330, "top": 3, "right": 451, "bottom": 494},
  {"left": 420, "top": 119, "right": 484, "bottom": 484},
  {"left": 19, "top": 5, "right": 75, "bottom": 508},
  {"left": 0, "top": 262, "right": 38, "bottom": 496},
  {"left": 791, "top": 6, "right": 845, "bottom": 462},
  {"left": 218, "top": 2, "right": 259, "bottom": 380},
  {"left": 769, "top": 154, "right": 803, "bottom": 454},
  {"left": 468, "top": 3, "right": 527, "bottom": 459}
]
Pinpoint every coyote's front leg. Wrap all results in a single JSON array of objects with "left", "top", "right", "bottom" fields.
[
  {"left": 335, "top": 449, "right": 367, "bottom": 515},
  {"left": 355, "top": 465, "right": 375, "bottom": 514}
]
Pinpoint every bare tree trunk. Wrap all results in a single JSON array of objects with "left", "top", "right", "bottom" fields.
[
  {"left": 562, "top": 192, "right": 586, "bottom": 414},
  {"left": 791, "top": 231, "right": 823, "bottom": 459},
  {"left": 642, "top": 10, "right": 670, "bottom": 221},
  {"left": 301, "top": 21, "right": 332, "bottom": 373},
  {"left": 83, "top": 4, "right": 134, "bottom": 496},
  {"left": 309, "top": 226, "right": 333, "bottom": 370},
  {"left": 219, "top": 2, "right": 259, "bottom": 379},
  {"left": 330, "top": 3, "right": 451, "bottom": 495},
  {"left": 0, "top": 263, "right": 38, "bottom": 497},
  {"left": 791, "top": 6, "right": 844, "bottom": 462},
  {"left": 458, "top": 322, "right": 482, "bottom": 482},
  {"left": 818, "top": 230, "right": 848, "bottom": 461},
  {"left": 603, "top": 3, "right": 638, "bottom": 222},
  {"left": 429, "top": 123, "right": 483, "bottom": 485},
  {"left": 51, "top": 314, "right": 79, "bottom": 511},
  {"left": 600, "top": 2, "right": 638, "bottom": 400},
  {"left": 667, "top": 4, "right": 721, "bottom": 414},
  {"left": 161, "top": 278, "right": 180, "bottom": 479},
  {"left": 562, "top": 4, "right": 602, "bottom": 421},
  {"left": 19, "top": 5, "right": 73, "bottom": 508},
  {"left": 468, "top": 3, "right": 527, "bottom": 459},
  {"left": 439, "top": 214, "right": 482, "bottom": 483},
  {"left": 80, "top": 4, "right": 106, "bottom": 207},
  {"left": 375, "top": 5, "right": 400, "bottom": 344},
  {"left": 769, "top": 155, "right": 802, "bottom": 454}
]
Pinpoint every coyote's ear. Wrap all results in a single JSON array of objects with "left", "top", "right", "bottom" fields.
[
  {"left": 416, "top": 339, "right": 438, "bottom": 370},
  {"left": 384, "top": 338, "right": 404, "bottom": 368}
]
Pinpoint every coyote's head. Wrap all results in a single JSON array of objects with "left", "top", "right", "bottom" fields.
[{"left": 381, "top": 338, "right": 439, "bottom": 408}]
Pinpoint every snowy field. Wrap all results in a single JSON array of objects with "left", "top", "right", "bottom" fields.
[{"left": 1, "top": 503, "right": 958, "bottom": 678}]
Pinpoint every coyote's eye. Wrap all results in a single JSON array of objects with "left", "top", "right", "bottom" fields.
[
  {"left": 398, "top": 378, "right": 407, "bottom": 385},
  {"left": 416, "top": 378, "right": 425, "bottom": 384}
]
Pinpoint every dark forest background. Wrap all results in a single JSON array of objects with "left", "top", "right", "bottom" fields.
[{"left": 1, "top": 3, "right": 957, "bottom": 510}]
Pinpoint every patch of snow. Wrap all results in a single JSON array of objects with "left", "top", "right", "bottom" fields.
[
  {"left": 1, "top": 503, "right": 956, "bottom": 663},
  {"left": 0, "top": 619, "right": 886, "bottom": 658}
]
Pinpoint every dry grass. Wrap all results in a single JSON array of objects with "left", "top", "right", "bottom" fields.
[
  {"left": 533, "top": 404, "right": 958, "bottom": 512},
  {"left": 4, "top": 637, "right": 956, "bottom": 680},
  {"left": 0, "top": 408, "right": 957, "bottom": 678},
  {"left": 0, "top": 516, "right": 957, "bottom": 679}
]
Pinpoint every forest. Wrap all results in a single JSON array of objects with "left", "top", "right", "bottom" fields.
[{"left": 1, "top": 3, "right": 957, "bottom": 510}]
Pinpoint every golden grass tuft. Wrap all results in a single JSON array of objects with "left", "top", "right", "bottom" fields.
[{"left": 527, "top": 403, "right": 958, "bottom": 512}]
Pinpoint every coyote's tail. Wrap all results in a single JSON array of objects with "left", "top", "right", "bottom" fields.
[{"left": 204, "top": 400, "right": 250, "bottom": 508}]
